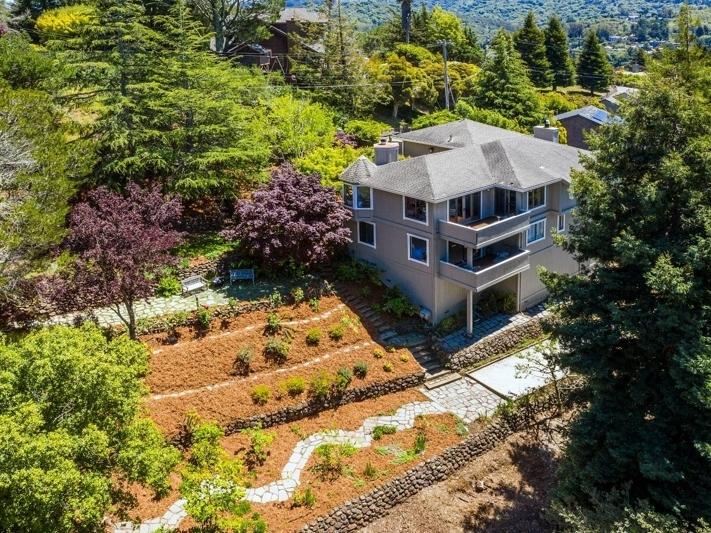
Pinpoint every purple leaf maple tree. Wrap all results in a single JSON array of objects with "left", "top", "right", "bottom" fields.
[
  {"left": 46, "top": 183, "right": 184, "bottom": 339},
  {"left": 220, "top": 164, "right": 351, "bottom": 270}
]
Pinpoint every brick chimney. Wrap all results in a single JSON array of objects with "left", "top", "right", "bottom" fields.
[{"left": 373, "top": 137, "right": 400, "bottom": 165}]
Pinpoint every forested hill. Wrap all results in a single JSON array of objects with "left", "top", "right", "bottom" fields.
[{"left": 288, "top": 0, "right": 692, "bottom": 38}]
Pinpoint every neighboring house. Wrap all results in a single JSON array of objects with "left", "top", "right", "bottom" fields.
[
  {"left": 602, "top": 85, "right": 639, "bottom": 112},
  {"left": 339, "top": 119, "right": 586, "bottom": 334},
  {"left": 226, "top": 8, "right": 324, "bottom": 75},
  {"left": 555, "top": 106, "right": 620, "bottom": 150}
]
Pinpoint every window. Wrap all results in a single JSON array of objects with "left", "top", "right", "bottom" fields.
[
  {"left": 343, "top": 184, "right": 353, "bottom": 207},
  {"left": 557, "top": 214, "right": 565, "bottom": 232},
  {"left": 449, "top": 192, "right": 481, "bottom": 223},
  {"left": 527, "top": 219, "right": 546, "bottom": 244},
  {"left": 495, "top": 188, "right": 518, "bottom": 217},
  {"left": 408, "top": 234, "right": 429, "bottom": 265},
  {"left": 404, "top": 197, "right": 428, "bottom": 224},
  {"left": 358, "top": 221, "right": 376, "bottom": 248},
  {"left": 357, "top": 186, "right": 372, "bottom": 209},
  {"left": 343, "top": 184, "right": 373, "bottom": 209},
  {"left": 527, "top": 186, "right": 545, "bottom": 210}
]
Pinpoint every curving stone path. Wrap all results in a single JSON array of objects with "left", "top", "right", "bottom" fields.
[{"left": 113, "top": 400, "right": 451, "bottom": 533}]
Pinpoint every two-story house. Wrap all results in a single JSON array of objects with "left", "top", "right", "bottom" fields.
[{"left": 340, "top": 119, "right": 585, "bottom": 335}]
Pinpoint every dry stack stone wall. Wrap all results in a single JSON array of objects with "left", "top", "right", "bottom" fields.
[
  {"left": 224, "top": 372, "right": 425, "bottom": 434},
  {"left": 446, "top": 319, "right": 543, "bottom": 371}
]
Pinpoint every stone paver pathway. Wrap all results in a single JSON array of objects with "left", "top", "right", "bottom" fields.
[
  {"left": 419, "top": 377, "right": 503, "bottom": 423},
  {"left": 114, "top": 400, "right": 449, "bottom": 533}
]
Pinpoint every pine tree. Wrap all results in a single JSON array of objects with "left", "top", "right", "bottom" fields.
[
  {"left": 576, "top": 31, "right": 613, "bottom": 95},
  {"left": 541, "top": 41, "right": 711, "bottom": 524},
  {"left": 472, "top": 28, "right": 543, "bottom": 128},
  {"left": 544, "top": 14, "right": 575, "bottom": 91},
  {"left": 514, "top": 11, "right": 551, "bottom": 88}
]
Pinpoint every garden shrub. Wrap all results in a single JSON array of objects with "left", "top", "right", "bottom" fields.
[
  {"left": 438, "top": 314, "right": 461, "bottom": 335},
  {"left": 305, "top": 328, "right": 322, "bottom": 346},
  {"left": 309, "top": 371, "right": 332, "bottom": 398},
  {"left": 292, "top": 488, "right": 316, "bottom": 508},
  {"left": 168, "top": 310, "right": 189, "bottom": 327},
  {"left": 328, "top": 324, "right": 344, "bottom": 340},
  {"left": 334, "top": 366, "right": 353, "bottom": 391},
  {"left": 343, "top": 119, "right": 390, "bottom": 146},
  {"left": 268, "top": 291, "right": 283, "bottom": 307},
  {"left": 383, "top": 362, "right": 393, "bottom": 372},
  {"left": 353, "top": 361, "right": 368, "bottom": 378},
  {"left": 373, "top": 348, "right": 384, "bottom": 359},
  {"left": 312, "top": 443, "right": 357, "bottom": 480},
  {"left": 334, "top": 258, "right": 381, "bottom": 285},
  {"left": 263, "top": 337, "right": 290, "bottom": 360},
  {"left": 235, "top": 344, "right": 255, "bottom": 374},
  {"left": 195, "top": 307, "right": 213, "bottom": 329},
  {"left": 251, "top": 385, "right": 270, "bottom": 405},
  {"left": 291, "top": 286, "right": 305, "bottom": 304},
  {"left": 241, "top": 422, "right": 277, "bottom": 467},
  {"left": 265, "top": 313, "right": 282, "bottom": 333},
  {"left": 413, "top": 430, "right": 427, "bottom": 454},
  {"left": 155, "top": 276, "right": 182, "bottom": 297},
  {"left": 372, "top": 425, "right": 397, "bottom": 440},
  {"left": 363, "top": 461, "right": 377, "bottom": 480},
  {"left": 282, "top": 376, "right": 306, "bottom": 396},
  {"left": 399, "top": 354, "right": 409, "bottom": 362},
  {"left": 382, "top": 285, "right": 418, "bottom": 317},
  {"left": 309, "top": 298, "right": 320, "bottom": 312}
]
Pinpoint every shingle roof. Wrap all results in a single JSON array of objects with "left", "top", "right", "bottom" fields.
[
  {"left": 341, "top": 120, "right": 587, "bottom": 202},
  {"left": 393, "top": 119, "right": 520, "bottom": 149},
  {"left": 276, "top": 8, "right": 324, "bottom": 24},
  {"left": 555, "top": 105, "right": 620, "bottom": 125}
]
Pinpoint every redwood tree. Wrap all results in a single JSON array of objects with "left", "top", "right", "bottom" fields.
[
  {"left": 48, "top": 183, "right": 183, "bottom": 339},
  {"left": 220, "top": 164, "right": 351, "bottom": 271}
]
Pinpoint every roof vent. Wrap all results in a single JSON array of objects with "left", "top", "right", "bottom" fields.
[{"left": 544, "top": 118, "right": 550, "bottom": 128}]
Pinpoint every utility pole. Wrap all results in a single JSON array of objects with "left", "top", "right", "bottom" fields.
[{"left": 438, "top": 39, "right": 453, "bottom": 111}]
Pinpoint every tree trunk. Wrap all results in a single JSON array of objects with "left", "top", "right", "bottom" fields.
[
  {"left": 126, "top": 301, "right": 137, "bottom": 340},
  {"left": 392, "top": 101, "right": 399, "bottom": 119}
]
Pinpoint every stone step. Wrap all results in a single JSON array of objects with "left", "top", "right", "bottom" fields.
[
  {"left": 387, "top": 335, "right": 428, "bottom": 348},
  {"left": 410, "top": 345, "right": 430, "bottom": 355},
  {"left": 415, "top": 353, "right": 436, "bottom": 364},
  {"left": 376, "top": 324, "right": 391, "bottom": 333},
  {"left": 380, "top": 330, "right": 398, "bottom": 341},
  {"left": 424, "top": 371, "right": 462, "bottom": 389},
  {"left": 361, "top": 309, "right": 376, "bottom": 318},
  {"left": 421, "top": 360, "right": 442, "bottom": 372}
]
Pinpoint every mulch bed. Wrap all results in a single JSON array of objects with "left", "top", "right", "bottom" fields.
[{"left": 123, "top": 389, "right": 468, "bottom": 533}]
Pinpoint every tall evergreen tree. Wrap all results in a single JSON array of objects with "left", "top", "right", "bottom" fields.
[
  {"left": 472, "top": 28, "right": 543, "bottom": 128},
  {"left": 544, "top": 14, "right": 575, "bottom": 91},
  {"left": 576, "top": 30, "right": 613, "bottom": 95},
  {"left": 514, "top": 11, "right": 551, "bottom": 88},
  {"left": 541, "top": 39, "right": 711, "bottom": 524}
]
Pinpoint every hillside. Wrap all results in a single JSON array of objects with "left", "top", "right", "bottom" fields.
[{"left": 288, "top": 0, "right": 704, "bottom": 39}]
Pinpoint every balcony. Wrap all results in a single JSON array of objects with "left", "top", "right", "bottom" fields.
[
  {"left": 438, "top": 211, "right": 531, "bottom": 249},
  {"left": 438, "top": 246, "right": 530, "bottom": 292}
]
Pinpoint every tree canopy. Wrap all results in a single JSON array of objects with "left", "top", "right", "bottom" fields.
[
  {"left": 514, "top": 11, "right": 552, "bottom": 88},
  {"left": 576, "top": 30, "right": 613, "bottom": 95},
  {"left": 544, "top": 14, "right": 575, "bottom": 91},
  {"left": 541, "top": 34, "right": 711, "bottom": 525},
  {"left": 0, "top": 324, "right": 180, "bottom": 531}
]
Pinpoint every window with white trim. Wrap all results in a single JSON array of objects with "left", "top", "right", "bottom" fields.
[
  {"left": 356, "top": 186, "right": 372, "bottom": 209},
  {"left": 527, "top": 186, "right": 545, "bottom": 210},
  {"left": 404, "top": 197, "right": 428, "bottom": 224},
  {"left": 343, "top": 184, "right": 373, "bottom": 209},
  {"left": 343, "top": 184, "right": 353, "bottom": 207},
  {"left": 358, "top": 221, "right": 376, "bottom": 248},
  {"left": 557, "top": 214, "right": 565, "bottom": 232},
  {"left": 527, "top": 219, "right": 546, "bottom": 244},
  {"left": 408, "top": 234, "right": 429, "bottom": 265}
]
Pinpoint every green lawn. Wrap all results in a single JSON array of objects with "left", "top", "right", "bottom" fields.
[{"left": 173, "top": 231, "right": 237, "bottom": 260}]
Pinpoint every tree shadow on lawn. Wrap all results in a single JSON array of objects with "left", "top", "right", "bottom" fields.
[{"left": 460, "top": 436, "right": 560, "bottom": 533}]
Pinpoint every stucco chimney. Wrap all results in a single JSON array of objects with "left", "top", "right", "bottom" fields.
[
  {"left": 373, "top": 138, "right": 400, "bottom": 165},
  {"left": 533, "top": 123, "right": 559, "bottom": 143}
]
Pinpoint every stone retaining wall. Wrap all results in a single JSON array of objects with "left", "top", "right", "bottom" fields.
[
  {"left": 298, "top": 395, "right": 557, "bottom": 533},
  {"left": 445, "top": 319, "right": 543, "bottom": 371},
  {"left": 223, "top": 372, "right": 426, "bottom": 434}
]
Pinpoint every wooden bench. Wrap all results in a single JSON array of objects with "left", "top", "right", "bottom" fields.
[
  {"left": 230, "top": 268, "right": 255, "bottom": 285},
  {"left": 181, "top": 275, "right": 207, "bottom": 294}
]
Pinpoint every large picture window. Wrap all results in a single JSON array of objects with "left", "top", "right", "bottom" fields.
[
  {"left": 527, "top": 186, "right": 545, "bottom": 210},
  {"left": 408, "top": 234, "right": 429, "bottom": 265},
  {"left": 358, "top": 221, "right": 376, "bottom": 248},
  {"left": 448, "top": 192, "right": 481, "bottom": 223},
  {"left": 404, "top": 197, "right": 428, "bottom": 224},
  {"left": 527, "top": 219, "right": 546, "bottom": 244}
]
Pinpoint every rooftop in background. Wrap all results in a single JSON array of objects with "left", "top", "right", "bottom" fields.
[
  {"left": 555, "top": 106, "right": 622, "bottom": 125},
  {"left": 602, "top": 85, "right": 640, "bottom": 112},
  {"left": 341, "top": 119, "right": 586, "bottom": 202},
  {"left": 275, "top": 7, "right": 325, "bottom": 24}
]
